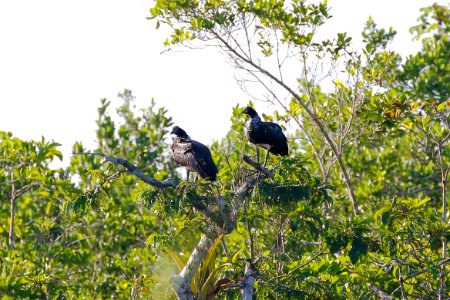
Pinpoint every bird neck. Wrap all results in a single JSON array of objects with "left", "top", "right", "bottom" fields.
[
  {"left": 174, "top": 136, "right": 191, "bottom": 144},
  {"left": 245, "top": 115, "right": 261, "bottom": 131},
  {"left": 251, "top": 115, "right": 261, "bottom": 125}
]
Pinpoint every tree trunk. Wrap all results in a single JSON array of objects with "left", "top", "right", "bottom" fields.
[
  {"left": 171, "top": 232, "right": 217, "bottom": 300},
  {"left": 241, "top": 263, "right": 258, "bottom": 300}
]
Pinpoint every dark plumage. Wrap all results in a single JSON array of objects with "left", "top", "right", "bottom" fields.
[
  {"left": 170, "top": 126, "right": 218, "bottom": 181},
  {"left": 242, "top": 106, "right": 288, "bottom": 166}
]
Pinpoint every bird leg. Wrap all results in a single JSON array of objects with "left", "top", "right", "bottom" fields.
[
  {"left": 254, "top": 146, "right": 260, "bottom": 164},
  {"left": 262, "top": 148, "right": 271, "bottom": 168},
  {"left": 186, "top": 170, "right": 190, "bottom": 182}
]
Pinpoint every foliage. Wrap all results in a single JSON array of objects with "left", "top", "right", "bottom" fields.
[
  {"left": 0, "top": 2, "right": 449, "bottom": 299},
  {"left": 0, "top": 92, "right": 178, "bottom": 299},
  {"left": 149, "top": 0, "right": 450, "bottom": 298}
]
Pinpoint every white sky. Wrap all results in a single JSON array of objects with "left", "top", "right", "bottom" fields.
[{"left": 0, "top": 0, "right": 441, "bottom": 167}]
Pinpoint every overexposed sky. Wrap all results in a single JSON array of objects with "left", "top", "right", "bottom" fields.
[{"left": 0, "top": 0, "right": 441, "bottom": 167}]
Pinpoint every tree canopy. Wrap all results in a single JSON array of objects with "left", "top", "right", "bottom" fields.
[{"left": 1, "top": 1, "right": 449, "bottom": 299}]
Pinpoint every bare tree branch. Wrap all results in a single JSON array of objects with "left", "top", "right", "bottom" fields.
[
  {"left": 242, "top": 155, "right": 274, "bottom": 178},
  {"left": 211, "top": 29, "right": 360, "bottom": 215},
  {"left": 15, "top": 182, "right": 39, "bottom": 198},
  {"left": 89, "top": 152, "right": 178, "bottom": 188}
]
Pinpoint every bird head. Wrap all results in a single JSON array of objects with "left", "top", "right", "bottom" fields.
[
  {"left": 171, "top": 126, "right": 190, "bottom": 139},
  {"left": 242, "top": 106, "right": 258, "bottom": 118}
]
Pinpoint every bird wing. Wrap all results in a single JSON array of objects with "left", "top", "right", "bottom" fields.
[
  {"left": 171, "top": 138, "right": 194, "bottom": 168},
  {"left": 252, "top": 122, "right": 282, "bottom": 143},
  {"left": 190, "top": 140, "right": 218, "bottom": 180},
  {"left": 172, "top": 138, "right": 218, "bottom": 180},
  {"left": 251, "top": 122, "right": 288, "bottom": 155}
]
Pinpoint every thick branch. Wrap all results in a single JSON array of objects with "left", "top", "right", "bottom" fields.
[
  {"left": 94, "top": 153, "right": 178, "bottom": 188},
  {"left": 93, "top": 153, "right": 236, "bottom": 231},
  {"left": 242, "top": 155, "right": 275, "bottom": 178},
  {"left": 189, "top": 194, "right": 235, "bottom": 233},
  {"left": 170, "top": 156, "right": 274, "bottom": 299}
]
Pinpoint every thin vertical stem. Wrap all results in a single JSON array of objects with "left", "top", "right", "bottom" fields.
[
  {"left": 9, "top": 173, "right": 16, "bottom": 248},
  {"left": 398, "top": 262, "right": 406, "bottom": 300},
  {"left": 275, "top": 215, "right": 285, "bottom": 276},
  {"left": 438, "top": 142, "right": 448, "bottom": 300},
  {"left": 243, "top": 200, "right": 255, "bottom": 258}
]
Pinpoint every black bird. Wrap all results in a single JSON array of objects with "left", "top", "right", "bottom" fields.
[
  {"left": 242, "top": 106, "right": 288, "bottom": 167},
  {"left": 170, "top": 126, "right": 218, "bottom": 181}
]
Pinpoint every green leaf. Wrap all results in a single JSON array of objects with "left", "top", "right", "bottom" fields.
[
  {"left": 230, "top": 248, "right": 242, "bottom": 263},
  {"left": 198, "top": 263, "right": 230, "bottom": 300},
  {"left": 374, "top": 206, "right": 390, "bottom": 224},
  {"left": 437, "top": 102, "right": 446, "bottom": 111},
  {"left": 381, "top": 211, "right": 391, "bottom": 226},
  {"left": 165, "top": 247, "right": 186, "bottom": 271}
]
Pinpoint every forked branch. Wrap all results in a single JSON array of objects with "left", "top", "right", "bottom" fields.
[{"left": 92, "top": 152, "right": 274, "bottom": 299}]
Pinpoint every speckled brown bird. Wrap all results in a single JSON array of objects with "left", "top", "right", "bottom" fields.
[{"left": 170, "top": 126, "right": 218, "bottom": 181}]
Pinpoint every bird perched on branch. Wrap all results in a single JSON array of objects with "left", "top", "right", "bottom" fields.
[
  {"left": 242, "top": 106, "right": 288, "bottom": 167},
  {"left": 170, "top": 126, "right": 218, "bottom": 181}
]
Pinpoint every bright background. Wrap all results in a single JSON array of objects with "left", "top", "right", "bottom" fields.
[{"left": 0, "top": 0, "right": 440, "bottom": 167}]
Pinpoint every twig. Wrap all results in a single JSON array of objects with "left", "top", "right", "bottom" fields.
[
  {"left": 211, "top": 29, "right": 360, "bottom": 215},
  {"left": 265, "top": 248, "right": 326, "bottom": 282},
  {"left": 242, "top": 155, "right": 274, "bottom": 178}
]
